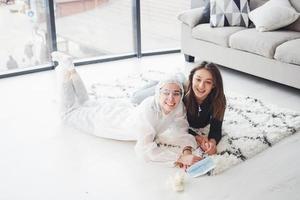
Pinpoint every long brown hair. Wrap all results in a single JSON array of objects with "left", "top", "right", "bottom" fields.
[{"left": 184, "top": 61, "right": 226, "bottom": 120}]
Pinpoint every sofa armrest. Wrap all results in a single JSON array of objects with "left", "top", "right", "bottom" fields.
[{"left": 177, "top": 7, "right": 205, "bottom": 28}]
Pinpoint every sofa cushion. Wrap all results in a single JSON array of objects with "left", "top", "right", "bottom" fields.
[
  {"left": 178, "top": 7, "right": 206, "bottom": 28},
  {"left": 286, "top": 0, "right": 300, "bottom": 32},
  {"left": 290, "top": 0, "right": 300, "bottom": 12},
  {"left": 229, "top": 28, "right": 300, "bottom": 58},
  {"left": 210, "top": 0, "right": 250, "bottom": 27},
  {"left": 248, "top": 0, "right": 299, "bottom": 32},
  {"left": 274, "top": 39, "right": 300, "bottom": 65},
  {"left": 192, "top": 23, "right": 246, "bottom": 47}
]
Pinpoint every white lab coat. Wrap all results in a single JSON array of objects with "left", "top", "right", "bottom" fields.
[
  {"left": 63, "top": 95, "right": 197, "bottom": 162},
  {"left": 133, "top": 96, "right": 197, "bottom": 162},
  {"left": 54, "top": 51, "right": 197, "bottom": 163}
]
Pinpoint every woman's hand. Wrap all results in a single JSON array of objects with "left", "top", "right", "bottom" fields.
[
  {"left": 196, "top": 135, "right": 217, "bottom": 155},
  {"left": 195, "top": 135, "right": 207, "bottom": 147},
  {"left": 176, "top": 154, "right": 202, "bottom": 170},
  {"left": 204, "top": 139, "right": 217, "bottom": 155}
]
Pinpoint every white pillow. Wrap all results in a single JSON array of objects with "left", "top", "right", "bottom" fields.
[
  {"left": 178, "top": 7, "right": 206, "bottom": 28},
  {"left": 249, "top": 0, "right": 300, "bottom": 32}
]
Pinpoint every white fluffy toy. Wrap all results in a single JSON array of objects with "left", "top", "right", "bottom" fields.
[{"left": 167, "top": 171, "right": 185, "bottom": 192}]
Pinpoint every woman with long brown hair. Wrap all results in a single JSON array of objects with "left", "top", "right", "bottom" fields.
[{"left": 184, "top": 61, "right": 226, "bottom": 155}]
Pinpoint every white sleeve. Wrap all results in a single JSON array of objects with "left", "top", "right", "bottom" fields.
[
  {"left": 168, "top": 104, "right": 198, "bottom": 149},
  {"left": 134, "top": 122, "right": 181, "bottom": 162},
  {"left": 134, "top": 101, "right": 197, "bottom": 162},
  {"left": 133, "top": 99, "right": 180, "bottom": 162}
]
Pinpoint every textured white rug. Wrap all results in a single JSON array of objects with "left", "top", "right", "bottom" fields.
[{"left": 88, "top": 71, "right": 300, "bottom": 175}]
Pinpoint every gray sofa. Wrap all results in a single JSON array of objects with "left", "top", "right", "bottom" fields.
[{"left": 178, "top": 0, "right": 300, "bottom": 89}]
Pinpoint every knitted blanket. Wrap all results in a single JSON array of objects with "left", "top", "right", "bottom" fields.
[{"left": 88, "top": 71, "right": 300, "bottom": 175}]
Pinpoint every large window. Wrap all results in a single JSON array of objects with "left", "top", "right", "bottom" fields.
[
  {"left": 0, "top": 0, "right": 51, "bottom": 74},
  {"left": 54, "top": 0, "right": 135, "bottom": 59},
  {"left": 0, "top": 0, "right": 190, "bottom": 76},
  {"left": 140, "top": 0, "right": 190, "bottom": 52}
]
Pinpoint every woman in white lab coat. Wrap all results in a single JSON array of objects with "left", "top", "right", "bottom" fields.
[{"left": 53, "top": 51, "right": 201, "bottom": 166}]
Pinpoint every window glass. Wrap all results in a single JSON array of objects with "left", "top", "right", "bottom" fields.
[
  {"left": 54, "top": 0, "right": 134, "bottom": 59},
  {"left": 140, "top": 0, "right": 190, "bottom": 52},
  {"left": 0, "top": 0, "right": 51, "bottom": 73}
]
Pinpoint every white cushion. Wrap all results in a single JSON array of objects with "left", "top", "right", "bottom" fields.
[
  {"left": 192, "top": 23, "right": 246, "bottom": 47},
  {"left": 286, "top": 0, "right": 300, "bottom": 31},
  {"left": 274, "top": 39, "right": 300, "bottom": 65},
  {"left": 229, "top": 28, "right": 300, "bottom": 58},
  {"left": 178, "top": 7, "right": 205, "bottom": 28},
  {"left": 249, "top": 0, "right": 300, "bottom": 32}
]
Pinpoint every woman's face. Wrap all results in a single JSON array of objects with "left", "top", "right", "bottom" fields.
[
  {"left": 192, "top": 68, "right": 214, "bottom": 103},
  {"left": 159, "top": 83, "right": 182, "bottom": 114}
]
